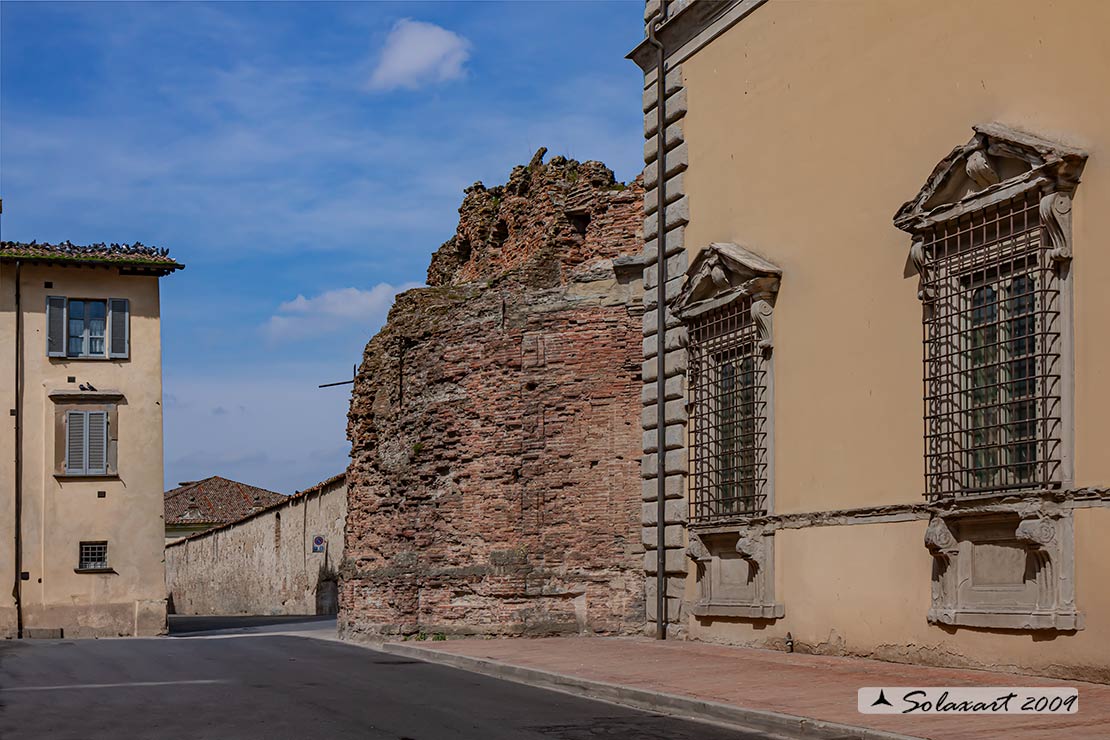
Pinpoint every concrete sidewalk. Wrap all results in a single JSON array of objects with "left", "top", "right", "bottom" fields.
[{"left": 377, "top": 636, "right": 1110, "bottom": 740}]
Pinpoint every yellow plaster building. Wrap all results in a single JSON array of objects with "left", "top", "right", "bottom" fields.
[
  {"left": 631, "top": 0, "right": 1110, "bottom": 681},
  {"left": 1, "top": 240, "right": 183, "bottom": 637}
]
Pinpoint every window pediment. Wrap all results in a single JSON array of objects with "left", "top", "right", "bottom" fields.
[
  {"left": 672, "top": 242, "right": 782, "bottom": 320},
  {"left": 894, "top": 123, "right": 1087, "bottom": 234}
]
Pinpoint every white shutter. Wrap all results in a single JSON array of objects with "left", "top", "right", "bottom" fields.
[
  {"left": 108, "top": 298, "right": 129, "bottom": 359},
  {"left": 66, "top": 411, "right": 87, "bottom": 475},
  {"left": 86, "top": 411, "right": 108, "bottom": 475},
  {"left": 46, "top": 297, "right": 66, "bottom": 357}
]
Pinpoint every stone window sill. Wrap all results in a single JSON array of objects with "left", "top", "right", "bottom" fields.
[
  {"left": 74, "top": 567, "right": 117, "bottom": 575},
  {"left": 928, "top": 608, "right": 1083, "bottom": 632},
  {"left": 691, "top": 602, "right": 784, "bottom": 620},
  {"left": 55, "top": 474, "right": 120, "bottom": 481}
]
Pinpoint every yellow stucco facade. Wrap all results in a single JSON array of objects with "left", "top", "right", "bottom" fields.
[
  {"left": 1, "top": 256, "right": 176, "bottom": 637},
  {"left": 636, "top": 0, "right": 1110, "bottom": 681}
]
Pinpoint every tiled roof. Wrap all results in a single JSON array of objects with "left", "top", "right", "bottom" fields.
[
  {"left": 164, "top": 476, "right": 287, "bottom": 529},
  {"left": 1, "top": 240, "right": 184, "bottom": 274},
  {"left": 164, "top": 472, "right": 347, "bottom": 546}
]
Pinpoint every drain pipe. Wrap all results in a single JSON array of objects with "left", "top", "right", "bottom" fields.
[
  {"left": 12, "top": 259, "right": 24, "bottom": 639},
  {"left": 646, "top": 17, "right": 667, "bottom": 641}
]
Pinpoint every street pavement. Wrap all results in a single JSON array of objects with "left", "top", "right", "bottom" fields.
[{"left": 0, "top": 616, "right": 777, "bottom": 740}]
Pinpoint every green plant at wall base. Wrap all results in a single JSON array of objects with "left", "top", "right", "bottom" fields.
[
  {"left": 415, "top": 631, "right": 428, "bottom": 641},
  {"left": 432, "top": 633, "right": 446, "bottom": 641}
]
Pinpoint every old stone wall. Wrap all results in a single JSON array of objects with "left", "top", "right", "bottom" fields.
[
  {"left": 165, "top": 475, "right": 346, "bottom": 616},
  {"left": 341, "top": 151, "right": 647, "bottom": 638}
]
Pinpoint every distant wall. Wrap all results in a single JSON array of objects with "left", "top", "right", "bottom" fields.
[{"left": 165, "top": 475, "right": 346, "bottom": 616}]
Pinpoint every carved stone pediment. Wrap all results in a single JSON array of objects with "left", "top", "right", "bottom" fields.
[
  {"left": 672, "top": 242, "right": 782, "bottom": 321},
  {"left": 894, "top": 123, "right": 1087, "bottom": 235}
]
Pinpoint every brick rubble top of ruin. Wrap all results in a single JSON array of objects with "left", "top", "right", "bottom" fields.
[{"left": 425, "top": 147, "right": 644, "bottom": 288}]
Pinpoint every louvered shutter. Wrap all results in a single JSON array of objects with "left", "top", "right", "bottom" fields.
[
  {"left": 46, "top": 297, "right": 66, "bottom": 357},
  {"left": 66, "top": 411, "right": 87, "bottom": 474},
  {"left": 108, "top": 298, "right": 129, "bottom": 358},
  {"left": 86, "top": 411, "right": 108, "bottom": 474}
]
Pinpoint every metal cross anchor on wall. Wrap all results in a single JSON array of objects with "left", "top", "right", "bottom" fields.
[{"left": 318, "top": 364, "right": 357, "bottom": 389}]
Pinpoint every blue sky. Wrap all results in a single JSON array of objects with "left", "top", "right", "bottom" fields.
[{"left": 1, "top": 1, "right": 646, "bottom": 493}]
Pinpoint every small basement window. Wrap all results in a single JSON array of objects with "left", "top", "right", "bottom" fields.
[{"left": 78, "top": 541, "right": 109, "bottom": 571}]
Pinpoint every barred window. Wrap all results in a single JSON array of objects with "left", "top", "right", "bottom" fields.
[
  {"left": 78, "top": 541, "right": 109, "bottom": 571},
  {"left": 689, "top": 299, "right": 769, "bottom": 521},
  {"left": 921, "top": 192, "right": 1063, "bottom": 498}
]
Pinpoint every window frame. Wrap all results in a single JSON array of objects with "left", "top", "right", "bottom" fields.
[
  {"left": 76, "top": 541, "right": 111, "bottom": 573},
  {"left": 689, "top": 299, "right": 770, "bottom": 522},
  {"left": 46, "top": 295, "right": 130, "bottom": 360},
  {"left": 63, "top": 409, "right": 112, "bottom": 477},
  {"left": 894, "top": 125, "right": 1084, "bottom": 502}
]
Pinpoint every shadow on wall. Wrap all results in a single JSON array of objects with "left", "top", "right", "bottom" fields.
[{"left": 316, "top": 560, "right": 338, "bottom": 616}]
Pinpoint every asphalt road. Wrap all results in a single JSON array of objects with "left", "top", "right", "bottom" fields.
[{"left": 0, "top": 617, "right": 776, "bottom": 740}]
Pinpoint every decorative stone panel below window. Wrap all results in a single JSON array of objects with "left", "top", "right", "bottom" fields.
[
  {"left": 924, "top": 503, "right": 1082, "bottom": 631},
  {"left": 687, "top": 526, "right": 783, "bottom": 619}
]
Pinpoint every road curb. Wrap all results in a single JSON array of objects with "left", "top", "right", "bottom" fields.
[{"left": 376, "top": 641, "right": 925, "bottom": 740}]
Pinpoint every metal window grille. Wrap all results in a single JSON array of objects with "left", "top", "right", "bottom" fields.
[
  {"left": 688, "top": 298, "right": 769, "bottom": 521},
  {"left": 79, "top": 541, "right": 108, "bottom": 570},
  {"left": 921, "top": 191, "right": 1063, "bottom": 499}
]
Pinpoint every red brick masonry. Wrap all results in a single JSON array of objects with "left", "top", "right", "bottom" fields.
[
  {"left": 342, "top": 152, "right": 646, "bottom": 638},
  {"left": 400, "top": 637, "right": 1110, "bottom": 740}
]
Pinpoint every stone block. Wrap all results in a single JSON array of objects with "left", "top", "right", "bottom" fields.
[
  {"left": 641, "top": 523, "right": 684, "bottom": 549},
  {"left": 641, "top": 498, "right": 687, "bottom": 526},
  {"left": 643, "top": 194, "right": 689, "bottom": 241},
  {"left": 641, "top": 421, "right": 685, "bottom": 453},
  {"left": 642, "top": 70, "right": 685, "bottom": 113},
  {"left": 640, "top": 448, "right": 686, "bottom": 479},
  {"left": 640, "top": 376, "right": 684, "bottom": 407},
  {"left": 642, "top": 474, "right": 686, "bottom": 502},
  {"left": 643, "top": 122, "right": 684, "bottom": 165},
  {"left": 643, "top": 174, "right": 686, "bottom": 217},
  {"left": 643, "top": 150, "right": 688, "bottom": 200},
  {"left": 642, "top": 253, "right": 688, "bottom": 290},
  {"left": 642, "top": 547, "right": 687, "bottom": 574},
  {"left": 642, "top": 225, "right": 686, "bottom": 264},
  {"left": 641, "top": 398, "right": 686, "bottom": 429}
]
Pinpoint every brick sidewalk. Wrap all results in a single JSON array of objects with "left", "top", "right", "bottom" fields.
[{"left": 385, "top": 636, "right": 1109, "bottom": 740}]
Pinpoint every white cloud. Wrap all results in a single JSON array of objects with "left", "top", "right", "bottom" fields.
[
  {"left": 368, "top": 19, "right": 471, "bottom": 92},
  {"left": 264, "top": 283, "right": 421, "bottom": 341}
]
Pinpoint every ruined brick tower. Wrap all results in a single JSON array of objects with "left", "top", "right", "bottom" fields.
[{"left": 340, "top": 150, "right": 646, "bottom": 638}]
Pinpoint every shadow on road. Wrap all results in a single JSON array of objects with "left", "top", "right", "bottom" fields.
[{"left": 168, "top": 614, "right": 337, "bottom": 637}]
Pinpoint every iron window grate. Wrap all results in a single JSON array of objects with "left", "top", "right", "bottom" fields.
[
  {"left": 79, "top": 541, "right": 108, "bottom": 570},
  {"left": 920, "top": 192, "right": 1063, "bottom": 499},
  {"left": 688, "top": 299, "right": 769, "bottom": 522}
]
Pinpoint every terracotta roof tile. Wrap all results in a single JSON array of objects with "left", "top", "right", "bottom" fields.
[
  {"left": 1, "top": 240, "right": 184, "bottom": 273},
  {"left": 164, "top": 476, "right": 286, "bottom": 530}
]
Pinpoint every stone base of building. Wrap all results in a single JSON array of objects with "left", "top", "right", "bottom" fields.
[{"left": 18, "top": 599, "right": 167, "bottom": 638}]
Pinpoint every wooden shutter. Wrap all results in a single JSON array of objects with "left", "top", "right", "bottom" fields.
[
  {"left": 46, "top": 296, "right": 66, "bottom": 357},
  {"left": 86, "top": 411, "right": 108, "bottom": 475},
  {"left": 108, "top": 298, "right": 129, "bottom": 359},
  {"left": 66, "top": 411, "right": 86, "bottom": 475}
]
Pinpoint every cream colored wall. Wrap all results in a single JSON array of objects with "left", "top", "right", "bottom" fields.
[
  {"left": 687, "top": 510, "right": 1110, "bottom": 681},
  {"left": 677, "top": 0, "right": 1110, "bottom": 679},
  {"left": 4, "top": 263, "right": 167, "bottom": 637},
  {"left": 165, "top": 481, "right": 346, "bottom": 616},
  {"left": 681, "top": 0, "right": 1110, "bottom": 512},
  {"left": 0, "top": 266, "right": 18, "bottom": 637}
]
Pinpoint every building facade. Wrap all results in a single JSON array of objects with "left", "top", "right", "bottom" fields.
[
  {"left": 631, "top": 0, "right": 1110, "bottom": 681},
  {"left": 165, "top": 473, "right": 346, "bottom": 616},
  {"left": 1, "top": 241, "right": 182, "bottom": 638}
]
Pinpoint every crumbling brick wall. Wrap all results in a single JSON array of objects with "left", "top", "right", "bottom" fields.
[{"left": 341, "top": 150, "right": 647, "bottom": 638}]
